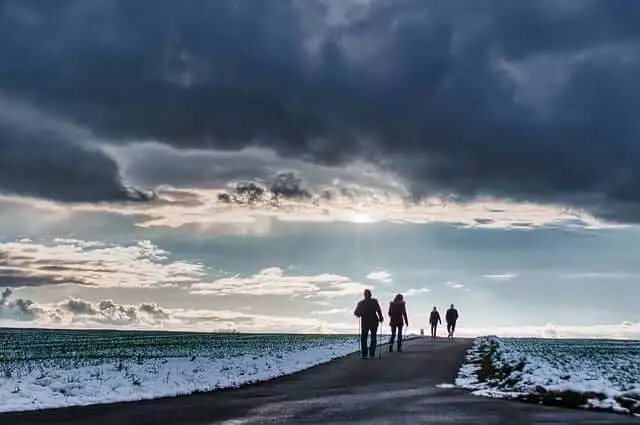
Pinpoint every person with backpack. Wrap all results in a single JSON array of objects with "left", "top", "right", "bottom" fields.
[
  {"left": 446, "top": 303, "right": 459, "bottom": 339},
  {"left": 388, "top": 293, "right": 409, "bottom": 352},
  {"left": 354, "top": 289, "right": 384, "bottom": 359},
  {"left": 429, "top": 306, "right": 441, "bottom": 339}
]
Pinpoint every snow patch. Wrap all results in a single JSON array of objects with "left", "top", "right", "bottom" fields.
[
  {"left": 0, "top": 333, "right": 358, "bottom": 413},
  {"left": 455, "top": 336, "right": 640, "bottom": 415}
]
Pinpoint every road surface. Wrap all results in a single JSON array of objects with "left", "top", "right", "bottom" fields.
[{"left": 1, "top": 337, "right": 638, "bottom": 424}]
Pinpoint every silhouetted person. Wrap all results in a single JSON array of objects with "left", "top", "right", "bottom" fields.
[
  {"left": 354, "top": 289, "right": 384, "bottom": 359},
  {"left": 388, "top": 293, "right": 409, "bottom": 352},
  {"left": 429, "top": 306, "right": 441, "bottom": 339},
  {"left": 446, "top": 303, "right": 459, "bottom": 339}
]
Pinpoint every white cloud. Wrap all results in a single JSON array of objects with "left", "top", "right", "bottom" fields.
[
  {"left": 170, "top": 308, "right": 353, "bottom": 333},
  {"left": 0, "top": 238, "right": 371, "bottom": 306},
  {"left": 0, "top": 238, "right": 206, "bottom": 288},
  {"left": 483, "top": 273, "right": 517, "bottom": 281},
  {"left": 404, "top": 287, "right": 430, "bottom": 296},
  {"left": 366, "top": 270, "right": 392, "bottom": 284},
  {"left": 310, "top": 308, "right": 348, "bottom": 315},
  {"left": 444, "top": 281, "right": 465, "bottom": 289},
  {"left": 0, "top": 292, "right": 353, "bottom": 334},
  {"left": 190, "top": 267, "right": 367, "bottom": 299}
]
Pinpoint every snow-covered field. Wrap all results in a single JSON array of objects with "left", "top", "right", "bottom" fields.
[
  {"left": 0, "top": 328, "right": 358, "bottom": 412},
  {"left": 456, "top": 336, "right": 640, "bottom": 415}
]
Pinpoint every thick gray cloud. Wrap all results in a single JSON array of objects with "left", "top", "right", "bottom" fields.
[
  {"left": 0, "top": 290, "right": 348, "bottom": 333},
  {"left": 2, "top": 1, "right": 640, "bottom": 219},
  {"left": 0, "top": 290, "right": 171, "bottom": 325},
  {"left": 0, "top": 288, "right": 38, "bottom": 320},
  {"left": 0, "top": 97, "right": 155, "bottom": 202},
  {"left": 63, "top": 297, "right": 98, "bottom": 316},
  {"left": 60, "top": 298, "right": 164, "bottom": 325},
  {"left": 0, "top": 287, "right": 11, "bottom": 305}
]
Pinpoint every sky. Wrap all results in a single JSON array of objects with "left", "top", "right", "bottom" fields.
[{"left": 1, "top": 0, "right": 640, "bottom": 338}]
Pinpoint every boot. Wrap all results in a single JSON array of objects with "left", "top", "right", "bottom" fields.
[{"left": 388, "top": 345, "right": 393, "bottom": 353}]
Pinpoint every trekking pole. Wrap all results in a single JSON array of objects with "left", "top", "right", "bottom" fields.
[
  {"left": 378, "top": 326, "right": 382, "bottom": 359},
  {"left": 358, "top": 319, "right": 361, "bottom": 356}
]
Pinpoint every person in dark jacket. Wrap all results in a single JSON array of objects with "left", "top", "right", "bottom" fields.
[
  {"left": 354, "top": 289, "right": 384, "bottom": 359},
  {"left": 388, "top": 293, "right": 409, "bottom": 352},
  {"left": 429, "top": 306, "right": 441, "bottom": 339},
  {"left": 445, "top": 304, "right": 459, "bottom": 339}
]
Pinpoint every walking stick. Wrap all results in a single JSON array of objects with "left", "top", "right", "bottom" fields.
[
  {"left": 378, "top": 324, "right": 382, "bottom": 359},
  {"left": 358, "top": 319, "right": 361, "bottom": 357}
]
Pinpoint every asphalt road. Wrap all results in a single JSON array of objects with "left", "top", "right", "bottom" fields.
[{"left": 2, "top": 337, "right": 638, "bottom": 425}]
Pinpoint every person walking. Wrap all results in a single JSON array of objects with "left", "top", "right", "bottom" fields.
[
  {"left": 388, "top": 293, "right": 409, "bottom": 353},
  {"left": 354, "top": 289, "right": 384, "bottom": 359},
  {"left": 446, "top": 303, "right": 459, "bottom": 339},
  {"left": 429, "top": 306, "right": 441, "bottom": 339}
]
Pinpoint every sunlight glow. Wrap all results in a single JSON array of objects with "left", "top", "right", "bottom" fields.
[{"left": 350, "top": 212, "right": 376, "bottom": 224}]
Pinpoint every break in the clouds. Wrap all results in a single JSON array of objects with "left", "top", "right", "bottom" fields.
[
  {"left": 3, "top": 1, "right": 640, "bottom": 222},
  {"left": 2, "top": 188, "right": 610, "bottom": 230},
  {"left": 0, "top": 238, "right": 205, "bottom": 288}
]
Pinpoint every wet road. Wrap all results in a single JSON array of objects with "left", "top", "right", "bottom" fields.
[{"left": 2, "top": 337, "right": 638, "bottom": 424}]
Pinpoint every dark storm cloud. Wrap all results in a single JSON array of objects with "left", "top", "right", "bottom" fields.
[
  {"left": 215, "top": 172, "right": 312, "bottom": 206},
  {"left": 270, "top": 172, "right": 312, "bottom": 199},
  {"left": 2, "top": 0, "right": 640, "bottom": 219},
  {"left": 0, "top": 97, "right": 155, "bottom": 202}
]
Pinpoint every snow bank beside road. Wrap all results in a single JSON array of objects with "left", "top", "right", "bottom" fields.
[
  {"left": 455, "top": 336, "right": 640, "bottom": 415},
  {"left": 0, "top": 336, "right": 357, "bottom": 412}
]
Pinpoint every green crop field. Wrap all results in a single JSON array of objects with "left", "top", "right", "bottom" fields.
[{"left": 0, "top": 327, "right": 352, "bottom": 363}]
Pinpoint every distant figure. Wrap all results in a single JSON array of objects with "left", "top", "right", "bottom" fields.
[
  {"left": 429, "top": 306, "right": 441, "bottom": 339},
  {"left": 388, "top": 293, "right": 409, "bottom": 352},
  {"left": 446, "top": 304, "right": 459, "bottom": 339},
  {"left": 354, "top": 289, "right": 384, "bottom": 359}
]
